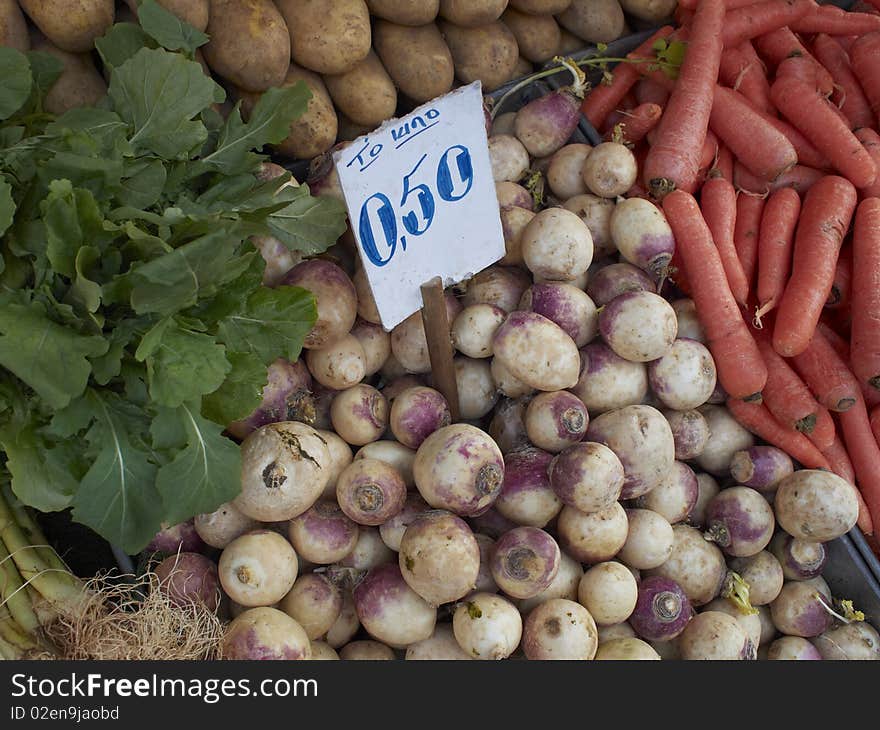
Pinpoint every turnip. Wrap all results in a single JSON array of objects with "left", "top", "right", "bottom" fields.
[
  {"left": 353, "top": 563, "right": 436, "bottom": 647},
  {"left": 595, "top": 637, "right": 661, "bottom": 660},
  {"left": 649, "top": 339, "right": 717, "bottom": 411},
  {"left": 769, "top": 532, "right": 827, "bottom": 581},
  {"left": 488, "top": 134, "right": 530, "bottom": 182},
  {"left": 729, "top": 446, "right": 794, "bottom": 492},
  {"left": 308, "top": 144, "right": 346, "bottom": 202},
  {"left": 599, "top": 291, "right": 678, "bottom": 363},
  {"left": 336, "top": 458, "right": 407, "bottom": 527},
  {"left": 253, "top": 234, "right": 301, "bottom": 288},
  {"left": 315, "top": 429, "right": 353, "bottom": 499},
  {"left": 516, "top": 551, "right": 583, "bottom": 613},
  {"left": 671, "top": 299, "right": 706, "bottom": 343},
  {"left": 563, "top": 194, "right": 616, "bottom": 257},
  {"left": 514, "top": 81, "right": 583, "bottom": 158},
  {"left": 391, "top": 293, "right": 462, "bottom": 374},
  {"left": 281, "top": 259, "right": 357, "bottom": 350},
  {"left": 147, "top": 519, "right": 205, "bottom": 555},
  {"left": 339, "top": 640, "right": 396, "bottom": 660},
  {"left": 462, "top": 265, "right": 530, "bottom": 313},
  {"left": 547, "top": 143, "right": 592, "bottom": 199},
  {"left": 586, "top": 404, "right": 675, "bottom": 499},
  {"left": 525, "top": 391, "right": 590, "bottom": 453},
  {"left": 521, "top": 208, "right": 594, "bottom": 282},
  {"left": 491, "top": 357, "right": 536, "bottom": 398},
  {"left": 581, "top": 141, "right": 638, "bottom": 198},
  {"left": 649, "top": 637, "right": 682, "bottom": 660},
  {"left": 473, "top": 534, "right": 500, "bottom": 594},
  {"left": 496, "top": 181, "right": 534, "bottom": 210},
  {"left": 236, "top": 421, "right": 331, "bottom": 522},
  {"left": 381, "top": 374, "right": 425, "bottom": 404},
  {"left": 353, "top": 266, "right": 381, "bottom": 325},
  {"left": 695, "top": 405, "right": 755, "bottom": 476},
  {"left": 380, "top": 352, "right": 409, "bottom": 383},
  {"left": 452, "top": 356, "right": 498, "bottom": 419},
  {"left": 728, "top": 551, "right": 784, "bottom": 606},
  {"left": 597, "top": 622, "right": 637, "bottom": 643},
  {"left": 688, "top": 473, "right": 720, "bottom": 529},
  {"left": 325, "top": 590, "right": 359, "bottom": 648},
  {"left": 703, "top": 598, "right": 762, "bottom": 650},
  {"left": 519, "top": 283, "right": 598, "bottom": 348},
  {"left": 577, "top": 561, "right": 638, "bottom": 626},
  {"left": 288, "top": 500, "right": 359, "bottom": 564},
  {"left": 664, "top": 410, "right": 710, "bottom": 462},
  {"left": 278, "top": 573, "right": 343, "bottom": 640},
  {"left": 488, "top": 397, "right": 531, "bottom": 453},
  {"left": 635, "top": 461, "right": 698, "bottom": 526},
  {"left": 493, "top": 311, "right": 581, "bottom": 391},
  {"left": 767, "top": 636, "right": 823, "bottom": 660},
  {"left": 388, "top": 386, "right": 451, "bottom": 450},
  {"left": 548, "top": 441, "right": 624, "bottom": 514},
  {"left": 154, "top": 553, "right": 220, "bottom": 611},
  {"left": 310, "top": 382, "right": 337, "bottom": 431},
  {"left": 221, "top": 607, "right": 311, "bottom": 660},
  {"left": 310, "top": 641, "right": 340, "bottom": 660},
  {"left": 452, "top": 592, "right": 523, "bottom": 660},
  {"left": 355, "top": 440, "right": 416, "bottom": 488},
  {"left": 195, "top": 502, "right": 260, "bottom": 549},
  {"left": 617, "top": 509, "right": 675, "bottom": 570},
  {"left": 570, "top": 342, "right": 648, "bottom": 414},
  {"left": 774, "top": 470, "right": 860, "bottom": 542},
  {"left": 491, "top": 526, "right": 561, "bottom": 599},
  {"left": 469, "top": 508, "right": 520, "bottom": 541},
  {"left": 339, "top": 526, "right": 395, "bottom": 571},
  {"left": 556, "top": 502, "right": 629, "bottom": 564},
  {"left": 399, "top": 510, "right": 481, "bottom": 606},
  {"left": 704, "top": 486, "right": 775, "bottom": 557},
  {"left": 495, "top": 448, "right": 563, "bottom": 528},
  {"left": 522, "top": 598, "right": 599, "bottom": 660},
  {"left": 219, "top": 530, "right": 299, "bottom": 607},
  {"left": 628, "top": 575, "right": 694, "bottom": 641},
  {"left": 585, "top": 262, "right": 655, "bottom": 307},
  {"left": 379, "top": 493, "right": 431, "bottom": 552},
  {"left": 452, "top": 304, "right": 506, "bottom": 359},
  {"left": 330, "top": 384, "right": 388, "bottom": 446},
  {"left": 491, "top": 111, "right": 518, "bottom": 136},
  {"left": 812, "top": 622, "right": 880, "bottom": 660},
  {"left": 405, "top": 624, "right": 474, "bottom": 660},
  {"left": 679, "top": 611, "right": 756, "bottom": 660},
  {"left": 499, "top": 205, "right": 534, "bottom": 266},
  {"left": 769, "top": 580, "right": 834, "bottom": 638},
  {"left": 756, "top": 604, "right": 778, "bottom": 646},
  {"left": 305, "top": 334, "right": 366, "bottom": 390},
  {"left": 644, "top": 524, "right": 726, "bottom": 606},
  {"left": 609, "top": 197, "right": 675, "bottom": 280},
  {"left": 350, "top": 320, "right": 391, "bottom": 378},
  {"left": 706, "top": 381, "right": 728, "bottom": 405}
]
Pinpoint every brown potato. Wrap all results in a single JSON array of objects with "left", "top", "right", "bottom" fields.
[
  {"left": 323, "top": 51, "right": 397, "bottom": 129},
  {"left": 439, "top": 0, "right": 508, "bottom": 27},
  {"left": 19, "top": 0, "right": 114, "bottom": 52},
  {"left": 366, "top": 0, "right": 439, "bottom": 25},
  {"left": 619, "top": 0, "right": 676, "bottom": 23},
  {"left": 34, "top": 39, "right": 107, "bottom": 115},
  {"left": 124, "top": 0, "right": 210, "bottom": 31},
  {"left": 510, "top": 56, "right": 533, "bottom": 81},
  {"left": 509, "top": 0, "right": 572, "bottom": 13},
  {"left": 336, "top": 112, "right": 373, "bottom": 143},
  {"left": 0, "top": 0, "right": 29, "bottom": 51},
  {"left": 374, "top": 21, "right": 455, "bottom": 103},
  {"left": 557, "top": 0, "right": 625, "bottom": 44},
  {"left": 501, "top": 8, "right": 560, "bottom": 63},
  {"left": 440, "top": 20, "right": 520, "bottom": 93},
  {"left": 277, "top": 0, "right": 371, "bottom": 75},
  {"left": 557, "top": 28, "right": 585, "bottom": 55},
  {"left": 203, "top": 0, "right": 289, "bottom": 92},
  {"left": 237, "top": 64, "right": 337, "bottom": 160}
]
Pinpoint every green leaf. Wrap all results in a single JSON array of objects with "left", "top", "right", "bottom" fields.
[
  {"left": 202, "top": 351, "right": 266, "bottom": 426},
  {"left": 89, "top": 319, "right": 140, "bottom": 386},
  {"left": 0, "top": 178, "right": 14, "bottom": 238},
  {"left": 26, "top": 51, "right": 64, "bottom": 97},
  {"left": 267, "top": 185, "right": 348, "bottom": 255},
  {"left": 150, "top": 405, "right": 187, "bottom": 451},
  {"left": 217, "top": 285, "right": 317, "bottom": 365},
  {"left": 0, "top": 47, "right": 32, "bottom": 119},
  {"left": 3, "top": 425, "right": 82, "bottom": 512},
  {"left": 138, "top": 0, "right": 210, "bottom": 54},
  {"left": 116, "top": 157, "right": 167, "bottom": 208},
  {"left": 41, "top": 180, "right": 112, "bottom": 277},
  {"left": 202, "top": 85, "right": 311, "bottom": 175},
  {"left": 108, "top": 47, "right": 224, "bottom": 159},
  {"left": 155, "top": 403, "right": 242, "bottom": 525},
  {"left": 46, "top": 394, "right": 97, "bottom": 438},
  {"left": 0, "top": 300, "right": 108, "bottom": 410},
  {"left": 67, "top": 245, "right": 103, "bottom": 314},
  {"left": 95, "top": 22, "right": 155, "bottom": 72}
]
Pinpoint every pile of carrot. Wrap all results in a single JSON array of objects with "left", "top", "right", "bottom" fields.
[{"left": 583, "top": 0, "right": 880, "bottom": 541}]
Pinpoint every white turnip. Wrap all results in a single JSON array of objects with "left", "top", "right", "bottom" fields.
[
  {"left": 563, "top": 194, "right": 616, "bottom": 257},
  {"left": 704, "top": 486, "right": 775, "bottom": 557},
  {"left": 688, "top": 473, "right": 721, "bottom": 528},
  {"left": 310, "top": 641, "right": 340, "bottom": 660},
  {"left": 577, "top": 562, "right": 638, "bottom": 627},
  {"left": 522, "top": 598, "right": 599, "bottom": 660},
  {"left": 609, "top": 197, "right": 675, "bottom": 280},
  {"left": 769, "top": 580, "right": 834, "bottom": 638},
  {"left": 405, "top": 624, "right": 474, "bottom": 660},
  {"left": 452, "top": 356, "right": 498, "bottom": 419},
  {"left": 316, "top": 429, "right": 353, "bottom": 499},
  {"left": 338, "top": 526, "right": 395, "bottom": 571},
  {"left": 305, "top": 334, "right": 366, "bottom": 390},
  {"left": 499, "top": 205, "right": 534, "bottom": 266},
  {"left": 490, "top": 526, "right": 560, "bottom": 599},
  {"left": 599, "top": 290, "right": 677, "bottom": 363},
  {"left": 648, "top": 339, "right": 717, "bottom": 411},
  {"left": 595, "top": 637, "right": 661, "bottom": 660},
  {"left": 570, "top": 342, "right": 648, "bottom": 414},
  {"left": 219, "top": 530, "right": 299, "bottom": 607},
  {"left": 597, "top": 622, "right": 636, "bottom": 643},
  {"left": 389, "top": 386, "right": 451, "bottom": 450},
  {"left": 496, "top": 181, "right": 534, "bottom": 210},
  {"left": 581, "top": 141, "right": 638, "bottom": 198},
  {"left": 488, "top": 134, "right": 530, "bottom": 182},
  {"left": 350, "top": 320, "right": 391, "bottom": 377},
  {"left": 336, "top": 458, "right": 407, "bottom": 526},
  {"left": 617, "top": 509, "right": 675, "bottom": 570},
  {"left": 521, "top": 207, "right": 594, "bottom": 282},
  {"left": 729, "top": 551, "right": 784, "bottom": 606},
  {"left": 679, "top": 611, "right": 755, "bottom": 660},
  {"left": 635, "top": 461, "right": 698, "bottom": 525},
  {"left": 695, "top": 405, "right": 755, "bottom": 476},
  {"left": 548, "top": 441, "right": 624, "bottom": 514},
  {"left": 221, "top": 607, "right": 311, "bottom": 660},
  {"left": 391, "top": 294, "right": 462, "bottom": 373},
  {"left": 525, "top": 391, "right": 590, "bottom": 453},
  {"left": 516, "top": 551, "right": 583, "bottom": 613},
  {"left": 288, "top": 500, "right": 359, "bottom": 564},
  {"left": 664, "top": 409, "right": 710, "bottom": 462},
  {"left": 195, "top": 502, "right": 259, "bottom": 550},
  {"left": 769, "top": 532, "right": 827, "bottom": 581},
  {"left": 520, "top": 282, "right": 598, "bottom": 348},
  {"left": 495, "top": 448, "right": 563, "bottom": 528},
  {"left": 453, "top": 592, "right": 522, "bottom": 660},
  {"left": 330, "top": 384, "right": 388, "bottom": 446},
  {"left": 812, "top": 622, "right": 880, "bottom": 660},
  {"left": 462, "top": 265, "right": 530, "bottom": 313},
  {"left": 767, "top": 636, "right": 823, "bottom": 660},
  {"left": 379, "top": 493, "right": 431, "bottom": 552},
  {"left": 556, "top": 502, "right": 629, "bottom": 564},
  {"left": 773, "top": 470, "right": 860, "bottom": 542},
  {"left": 671, "top": 298, "right": 706, "bottom": 343},
  {"left": 452, "top": 304, "right": 506, "bottom": 359},
  {"left": 585, "top": 262, "right": 655, "bottom": 307},
  {"left": 547, "top": 143, "right": 592, "bottom": 199},
  {"left": 628, "top": 575, "right": 694, "bottom": 642},
  {"left": 644, "top": 524, "right": 726, "bottom": 606},
  {"left": 352, "top": 266, "right": 381, "bottom": 325},
  {"left": 729, "top": 446, "right": 794, "bottom": 492},
  {"left": 353, "top": 563, "right": 436, "bottom": 647},
  {"left": 339, "top": 640, "right": 396, "bottom": 660},
  {"left": 281, "top": 259, "right": 357, "bottom": 350},
  {"left": 703, "top": 597, "right": 762, "bottom": 650},
  {"left": 279, "top": 573, "right": 343, "bottom": 640}
]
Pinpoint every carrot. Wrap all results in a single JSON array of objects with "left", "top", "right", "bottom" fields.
[
  {"left": 776, "top": 55, "right": 833, "bottom": 98},
  {"left": 755, "top": 186, "right": 800, "bottom": 323},
  {"left": 863, "top": 380, "right": 880, "bottom": 410},
  {"left": 809, "top": 405, "right": 836, "bottom": 452},
  {"left": 700, "top": 175, "right": 750, "bottom": 308},
  {"left": 642, "top": 2, "right": 725, "bottom": 199},
  {"left": 821, "top": 431, "right": 873, "bottom": 535},
  {"left": 853, "top": 0, "right": 880, "bottom": 14},
  {"left": 721, "top": 0, "right": 814, "bottom": 49},
  {"left": 831, "top": 34, "right": 858, "bottom": 53},
  {"left": 634, "top": 78, "right": 670, "bottom": 108},
  {"left": 758, "top": 114, "right": 831, "bottom": 171},
  {"left": 716, "top": 144, "right": 735, "bottom": 182},
  {"left": 698, "top": 129, "right": 719, "bottom": 178},
  {"left": 733, "top": 190, "right": 764, "bottom": 295},
  {"left": 719, "top": 42, "right": 774, "bottom": 115},
  {"left": 825, "top": 242, "right": 851, "bottom": 311},
  {"left": 772, "top": 175, "right": 857, "bottom": 357},
  {"left": 850, "top": 198, "right": 880, "bottom": 394},
  {"left": 871, "top": 405, "right": 880, "bottom": 446},
  {"left": 790, "top": 327, "right": 861, "bottom": 412},
  {"left": 812, "top": 34, "right": 875, "bottom": 131},
  {"left": 604, "top": 103, "right": 663, "bottom": 145},
  {"left": 771, "top": 76, "right": 877, "bottom": 189},
  {"left": 678, "top": 0, "right": 762, "bottom": 9},
  {"left": 838, "top": 395, "right": 880, "bottom": 533},
  {"left": 709, "top": 85, "right": 797, "bottom": 182},
  {"left": 854, "top": 127, "right": 880, "bottom": 198},
  {"left": 663, "top": 190, "right": 768, "bottom": 400},
  {"left": 734, "top": 163, "right": 825, "bottom": 195},
  {"left": 754, "top": 27, "right": 834, "bottom": 95},
  {"left": 726, "top": 397, "right": 831, "bottom": 469},
  {"left": 791, "top": 3, "right": 880, "bottom": 36},
  {"left": 849, "top": 32, "right": 880, "bottom": 120},
  {"left": 817, "top": 318, "right": 850, "bottom": 361},
  {"left": 668, "top": 246, "right": 693, "bottom": 297}
]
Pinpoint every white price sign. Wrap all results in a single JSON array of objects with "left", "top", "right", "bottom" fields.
[{"left": 334, "top": 82, "right": 505, "bottom": 330}]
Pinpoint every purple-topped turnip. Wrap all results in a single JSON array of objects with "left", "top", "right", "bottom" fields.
[
  {"left": 585, "top": 262, "right": 656, "bottom": 307},
  {"left": 452, "top": 304, "right": 507, "bottom": 359},
  {"left": 557, "top": 502, "right": 629, "bottom": 564},
  {"left": 353, "top": 563, "right": 436, "bottom": 647},
  {"left": 496, "top": 180, "right": 534, "bottom": 210},
  {"left": 405, "top": 624, "right": 474, "bottom": 660},
  {"left": 221, "top": 607, "right": 311, "bottom": 660},
  {"left": 490, "top": 526, "right": 561, "bottom": 599},
  {"left": 563, "top": 193, "right": 616, "bottom": 257},
  {"left": 635, "top": 461, "right": 698, "bottom": 525},
  {"left": 773, "top": 469, "right": 860, "bottom": 542},
  {"left": 548, "top": 441, "right": 624, "bottom": 515},
  {"left": 769, "top": 532, "right": 827, "bottom": 581},
  {"left": 325, "top": 591, "right": 359, "bottom": 649},
  {"left": 147, "top": 519, "right": 204, "bottom": 555},
  {"left": 350, "top": 320, "right": 391, "bottom": 378},
  {"left": 671, "top": 298, "right": 706, "bottom": 342},
  {"left": 525, "top": 391, "right": 590, "bottom": 453},
  {"left": 577, "top": 562, "right": 638, "bottom": 627},
  {"left": 389, "top": 386, "right": 451, "bottom": 450},
  {"left": 628, "top": 575, "right": 694, "bottom": 642},
  {"left": 582, "top": 141, "right": 638, "bottom": 198},
  {"left": 812, "top": 622, "right": 880, "bottom": 660},
  {"left": 352, "top": 266, "right": 381, "bottom": 325},
  {"left": 704, "top": 597, "right": 762, "bottom": 650},
  {"left": 679, "top": 611, "right": 755, "bottom": 660},
  {"left": 495, "top": 447, "right": 563, "bottom": 528},
  {"left": 644, "top": 524, "right": 727, "bottom": 607},
  {"left": 330, "top": 384, "right": 388, "bottom": 446},
  {"left": 280, "top": 259, "right": 357, "bottom": 350},
  {"left": 316, "top": 429, "right": 353, "bottom": 499},
  {"left": 769, "top": 579, "right": 834, "bottom": 638},
  {"left": 391, "top": 294, "right": 462, "bottom": 374},
  {"left": 278, "top": 573, "right": 343, "bottom": 640},
  {"left": 338, "top": 526, "right": 395, "bottom": 571},
  {"left": 379, "top": 493, "right": 431, "bottom": 552},
  {"left": 694, "top": 405, "right": 755, "bottom": 476},
  {"left": 288, "top": 500, "right": 359, "bottom": 564},
  {"left": 688, "top": 473, "right": 720, "bottom": 528},
  {"left": 310, "top": 641, "right": 340, "bottom": 660},
  {"left": 648, "top": 339, "right": 717, "bottom": 411},
  {"left": 154, "top": 552, "right": 220, "bottom": 610},
  {"left": 664, "top": 409, "right": 710, "bottom": 461},
  {"left": 488, "top": 397, "right": 531, "bottom": 454},
  {"left": 767, "top": 636, "right": 823, "bottom": 660},
  {"left": 492, "top": 311, "right": 581, "bottom": 391},
  {"left": 599, "top": 290, "right": 678, "bottom": 363},
  {"left": 488, "top": 134, "right": 529, "bottom": 182},
  {"left": 704, "top": 486, "right": 775, "bottom": 557},
  {"left": 452, "top": 356, "right": 498, "bottom": 419},
  {"left": 462, "top": 265, "right": 530, "bottom": 313},
  {"left": 523, "top": 598, "right": 598, "bottom": 660},
  {"left": 547, "top": 143, "right": 592, "bottom": 199},
  {"left": 336, "top": 458, "right": 407, "bottom": 527},
  {"left": 729, "top": 446, "right": 794, "bottom": 492},
  {"left": 468, "top": 508, "right": 520, "bottom": 541},
  {"left": 491, "top": 357, "right": 536, "bottom": 399},
  {"left": 570, "top": 342, "right": 648, "bottom": 414},
  {"left": 609, "top": 197, "right": 675, "bottom": 281},
  {"left": 218, "top": 530, "right": 299, "bottom": 607},
  {"left": 499, "top": 205, "right": 534, "bottom": 266},
  {"left": 514, "top": 62, "right": 586, "bottom": 158},
  {"left": 617, "top": 509, "right": 674, "bottom": 570},
  {"left": 305, "top": 333, "right": 366, "bottom": 391},
  {"left": 195, "top": 502, "right": 260, "bottom": 550},
  {"left": 521, "top": 208, "right": 594, "bottom": 282},
  {"left": 728, "top": 551, "right": 784, "bottom": 606},
  {"left": 519, "top": 283, "right": 598, "bottom": 348},
  {"left": 339, "top": 640, "right": 396, "bottom": 660},
  {"left": 452, "top": 592, "right": 523, "bottom": 660},
  {"left": 355, "top": 440, "right": 416, "bottom": 488},
  {"left": 595, "top": 637, "right": 661, "bottom": 660}
]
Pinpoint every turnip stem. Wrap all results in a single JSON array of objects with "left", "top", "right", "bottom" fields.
[
  {"left": 0, "top": 539, "right": 40, "bottom": 634},
  {"left": 2, "top": 485, "right": 68, "bottom": 573}
]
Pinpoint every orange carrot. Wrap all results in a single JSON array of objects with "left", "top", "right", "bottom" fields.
[
  {"left": 668, "top": 246, "right": 693, "bottom": 296},
  {"left": 849, "top": 32, "right": 880, "bottom": 119},
  {"left": 604, "top": 103, "right": 663, "bottom": 145},
  {"left": 719, "top": 42, "right": 774, "bottom": 115},
  {"left": 851, "top": 197, "right": 880, "bottom": 393},
  {"left": 663, "top": 190, "right": 768, "bottom": 400},
  {"left": 758, "top": 113, "right": 831, "bottom": 170},
  {"left": 733, "top": 190, "right": 764, "bottom": 295},
  {"left": 812, "top": 33, "right": 875, "bottom": 130},
  {"left": 790, "top": 327, "right": 861, "bottom": 411},
  {"left": 871, "top": 405, "right": 880, "bottom": 445},
  {"left": 716, "top": 144, "right": 735, "bottom": 182},
  {"left": 678, "top": 0, "right": 762, "bottom": 9},
  {"left": 642, "top": 1, "right": 725, "bottom": 198},
  {"left": 854, "top": 127, "right": 880, "bottom": 198},
  {"left": 825, "top": 242, "right": 851, "bottom": 311},
  {"left": 776, "top": 55, "right": 833, "bottom": 98},
  {"left": 634, "top": 78, "right": 670, "bottom": 108},
  {"left": 726, "top": 397, "right": 831, "bottom": 469},
  {"left": 838, "top": 395, "right": 880, "bottom": 534},
  {"left": 734, "top": 163, "right": 825, "bottom": 195},
  {"left": 701, "top": 175, "right": 751, "bottom": 308},
  {"left": 754, "top": 27, "right": 834, "bottom": 95},
  {"left": 773, "top": 175, "right": 857, "bottom": 358},
  {"left": 821, "top": 430, "right": 873, "bottom": 534},
  {"left": 817, "top": 318, "right": 850, "bottom": 361},
  {"left": 698, "top": 129, "right": 719, "bottom": 180},
  {"left": 721, "top": 0, "right": 813, "bottom": 49},
  {"left": 755, "top": 186, "right": 800, "bottom": 323},
  {"left": 791, "top": 2, "right": 880, "bottom": 35}
]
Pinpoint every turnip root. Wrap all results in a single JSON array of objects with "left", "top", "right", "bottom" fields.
[
  {"left": 495, "top": 448, "right": 563, "bottom": 528},
  {"left": 729, "top": 551, "right": 784, "bottom": 606},
  {"left": 488, "top": 134, "right": 530, "bottom": 182},
  {"left": 324, "top": 591, "right": 359, "bottom": 648},
  {"left": 382, "top": 374, "right": 425, "bottom": 404},
  {"left": 492, "top": 111, "right": 518, "bottom": 136},
  {"left": 525, "top": 391, "right": 589, "bottom": 453},
  {"left": 519, "top": 283, "right": 598, "bottom": 348},
  {"left": 453, "top": 592, "right": 523, "bottom": 660},
  {"left": 353, "top": 563, "right": 436, "bottom": 647},
  {"left": 729, "top": 446, "right": 794, "bottom": 492},
  {"left": 757, "top": 604, "right": 778, "bottom": 646},
  {"left": 516, "top": 550, "right": 583, "bottom": 613},
  {"left": 812, "top": 622, "right": 880, "bottom": 660},
  {"left": 767, "top": 636, "right": 823, "bottom": 660},
  {"left": 679, "top": 611, "right": 755, "bottom": 660},
  {"left": 599, "top": 291, "right": 677, "bottom": 363},
  {"left": 514, "top": 85, "right": 583, "bottom": 158},
  {"left": 414, "top": 424, "right": 505, "bottom": 516},
  {"left": 769, "top": 533, "right": 827, "bottom": 581},
  {"left": 671, "top": 299, "right": 706, "bottom": 343},
  {"left": 399, "top": 511, "right": 480, "bottom": 606},
  {"left": 330, "top": 384, "right": 388, "bottom": 446},
  {"left": 581, "top": 142, "right": 638, "bottom": 198},
  {"left": 704, "top": 598, "right": 762, "bottom": 650},
  {"left": 635, "top": 461, "right": 698, "bottom": 525},
  {"left": 523, "top": 598, "right": 599, "bottom": 660},
  {"left": 496, "top": 181, "right": 534, "bottom": 210},
  {"left": 645, "top": 525, "right": 726, "bottom": 606},
  {"left": 236, "top": 422, "right": 331, "bottom": 521},
  {"left": 491, "top": 357, "right": 536, "bottom": 398},
  {"left": 695, "top": 405, "right": 755, "bottom": 476},
  {"left": 288, "top": 500, "right": 359, "bottom": 564},
  {"left": 688, "top": 473, "right": 720, "bottom": 528},
  {"left": 310, "top": 383, "right": 337, "bottom": 431},
  {"left": 563, "top": 194, "right": 616, "bottom": 257},
  {"left": 577, "top": 562, "right": 638, "bottom": 626},
  {"left": 499, "top": 205, "right": 534, "bottom": 266},
  {"left": 339, "top": 526, "right": 395, "bottom": 571},
  {"left": 586, "top": 404, "right": 675, "bottom": 499},
  {"left": 389, "top": 386, "right": 451, "bottom": 450},
  {"left": 547, "top": 144, "right": 592, "bottom": 199},
  {"left": 452, "top": 357, "right": 498, "bottom": 419},
  {"left": 648, "top": 339, "right": 717, "bottom": 411},
  {"left": 379, "top": 494, "right": 431, "bottom": 552},
  {"left": 704, "top": 487, "right": 775, "bottom": 558},
  {"left": 462, "top": 265, "right": 530, "bottom": 313},
  {"left": 570, "top": 342, "right": 648, "bottom": 414},
  {"left": 664, "top": 410, "right": 710, "bottom": 461},
  {"left": 521, "top": 208, "right": 593, "bottom": 282},
  {"left": 452, "top": 304, "right": 506, "bottom": 359},
  {"left": 493, "top": 311, "right": 580, "bottom": 391},
  {"left": 316, "top": 429, "right": 353, "bottom": 499},
  {"left": 557, "top": 502, "right": 629, "bottom": 564},
  {"left": 281, "top": 259, "right": 357, "bottom": 350},
  {"left": 595, "top": 637, "right": 661, "bottom": 660},
  {"left": 597, "top": 622, "right": 637, "bottom": 643},
  {"left": 336, "top": 459, "right": 407, "bottom": 527},
  {"left": 221, "top": 607, "right": 311, "bottom": 660},
  {"left": 491, "top": 526, "right": 561, "bottom": 599},
  {"left": 355, "top": 440, "right": 416, "bottom": 488},
  {"left": 350, "top": 320, "right": 391, "bottom": 377},
  {"left": 773, "top": 470, "right": 860, "bottom": 542},
  {"left": 488, "top": 397, "right": 530, "bottom": 453},
  {"left": 310, "top": 641, "right": 340, "bottom": 660},
  {"left": 769, "top": 580, "right": 833, "bottom": 638},
  {"left": 353, "top": 266, "right": 381, "bottom": 325},
  {"left": 473, "top": 533, "right": 500, "bottom": 595},
  {"left": 549, "top": 441, "right": 624, "bottom": 514},
  {"left": 219, "top": 530, "right": 299, "bottom": 607},
  {"left": 585, "top": 262, "right": 655, "bottom": 307},
  {"left": 617, "top": 509, "right": 674, "bottom": 570},
  {"left": 279, "top": 574, "right": 342, "bottom": 640},
  {"left": 339, "top": 640, "right": 396, "bottom": 660},
  {"left": 706, "top": 381, "right": 728, "bottom": 405},
  {"left": 305, "top": 333, "right": 366, "bottom": 390},
  {"left": 154, "top": 553, "right": 220, "bottom": 611},
  {"left": 391, "top": 295, "right": 461, "bottom": 374},
  {"left": 195, "top": 502, "right": 260, "bottom": 549},
  {"left": 628, "top": 575, "right": 694, "bottom": 641},
  {"left": 610, "top": 197, "right": 675, "bottom": 280},
  {"left": 405, "top": 624, "right": 474, "bottom": 660}
]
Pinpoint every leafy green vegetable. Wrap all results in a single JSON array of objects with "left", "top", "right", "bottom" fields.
[
  {"left": 0, "top": 48, "right": 32, "bottom": 120},
  {"left": 137, "top": 0, "right": 209, "bottom": 55}
]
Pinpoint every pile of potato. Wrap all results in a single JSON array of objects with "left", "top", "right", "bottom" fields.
[{"left": 0, "top": 0, "right": 677, "bottom": 164}]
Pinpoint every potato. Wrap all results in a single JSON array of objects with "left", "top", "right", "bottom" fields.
[
  {"left": 336, "top": 112, "right": 373, "bottom": 142},
  {"left": 374, "top": 21, "right": 455, "bottom": 103},
  {"left": 510, "top": 0, "right": 572, "bottom": 13},
  {"left": 19, "top": 0, "right": 114, "bottom": 52},
  {"left": 439, "top": 0, "right": 509, "bottom": 27},
  {"left": 557, "top": 0, "right": 625, "bottom": 44},
  {"left": 366, "top": 0, "right": 439, "bottom": 25},
  {"left": 501, "top": 9, "right": 560, "bottom": 64},
  {"left": 323, "top": 51, "right": 397, "bottom": 128},
  {"left": 618, "top": 0, "right": 676, "bottom": 23},
  {"left": 0, "top": 0, "right": 29, "bottom": 51},
  {"left": 277, "top": 0, "right": 371, "bottom": 75},
  {"left": 203, "top": 0, "right": 289, "bottom": 92},
  {"left": 124, "top": 0, "right": 210, "bottom": 31},
  {"left": 557, "top": 28, "right": 585, "bottom": 55},
  {"left": 440, "top": 20, "right": 520, "bottom": 93},
  {"left": 510, "top": 56, "right": 534, "bottom": 81},
  {"left": 237, "top": 65, "right": 337, "bottom": 160},
  {"left": 33, "top": 39, "right": 107, "bottom": 116}
]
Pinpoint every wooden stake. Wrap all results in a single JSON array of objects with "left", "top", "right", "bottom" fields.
[{"left": 420, "top": 277, "right": 461, "bottom": 422}]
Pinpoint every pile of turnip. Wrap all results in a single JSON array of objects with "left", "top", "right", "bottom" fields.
[{"left": 143, "top": 84, "right": 879, "bottom": 661}]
